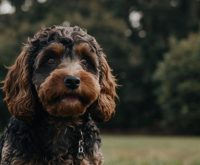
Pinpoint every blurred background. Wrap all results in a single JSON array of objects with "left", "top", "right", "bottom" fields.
[{"left": 1, "top": 0, "right": 200, "bottom": 164}]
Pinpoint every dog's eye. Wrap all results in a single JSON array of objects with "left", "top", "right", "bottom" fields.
[
  {"left": 81, "top": 59, "right": 89, "bottom": 68},
  {"left": 47, "top": 58, "right": 56, "bottom": 65},
  {"left": 80, "top": 57, "right": 97, "bottom": 73}
]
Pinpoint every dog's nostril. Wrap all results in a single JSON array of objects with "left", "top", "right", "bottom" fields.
[{"left": 64, "top": 76, "right": 80, "bottom": 90}]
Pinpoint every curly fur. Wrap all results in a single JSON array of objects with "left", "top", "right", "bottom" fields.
[{"left": 0, "top": 25, "right": 117, "bottom": 164}]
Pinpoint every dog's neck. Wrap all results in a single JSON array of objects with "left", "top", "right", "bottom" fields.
[{"left": 34, "top": 110, "right": 90, "bottom": 127}]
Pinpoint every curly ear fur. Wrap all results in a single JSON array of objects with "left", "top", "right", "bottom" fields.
[
  {"left": 89, "top": 53, "right": 117, "bottom": 122},
  {"left": 3, "top": 48, "right": 35, "bottom": 120}
]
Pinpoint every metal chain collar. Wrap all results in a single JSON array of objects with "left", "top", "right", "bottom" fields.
[{"left": 76, "top": 129, "right": 85, "bottom": 160}]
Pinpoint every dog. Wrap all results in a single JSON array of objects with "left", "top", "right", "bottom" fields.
[{"left": 0, "top": 25, "right": 117, "bottom": 165}]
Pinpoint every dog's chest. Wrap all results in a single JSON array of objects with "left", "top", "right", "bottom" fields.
[
  {"left": 28, "top": 128, "right": 101, "bottom": 164},
  {"left": 1, "top": 118, "right": 103, "bottom": 164},
  {"left": 42, "top": 126, "right": 81, "bottom": 159}
]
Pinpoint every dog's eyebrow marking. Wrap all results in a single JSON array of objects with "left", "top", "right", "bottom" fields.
[
  {"left": 34, "top": 43, "right": 65, "bottom": 68},
  {"left": 46, "top": 42, "right": 65, "bottom": 55},
  {"left": 74, "top": 43, "right": 98, "bottom": 66}
]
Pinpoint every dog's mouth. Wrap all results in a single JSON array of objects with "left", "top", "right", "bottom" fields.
[
  {"left": 61, "top": 94, "right": 81, "bottom": 102},
  {"left": 62, "top": 94, "right": 79, "bottom": 101},
  {"left": 50, "top": 93, "right": 90, "bottom": 105}
]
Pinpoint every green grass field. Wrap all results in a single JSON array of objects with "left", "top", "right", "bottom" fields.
[{"left": 102, "top": 135, "right": 200, "bottom": 165}]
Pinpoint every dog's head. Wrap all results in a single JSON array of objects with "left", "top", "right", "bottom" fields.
[{"left": 3, "top": 26, "right": 117, "bottom": 122}]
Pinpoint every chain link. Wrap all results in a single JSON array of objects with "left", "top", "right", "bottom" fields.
[{"left": 76, "top": 130, "right": 85, "bottom": 160}]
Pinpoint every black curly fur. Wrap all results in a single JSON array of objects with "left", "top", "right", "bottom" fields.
[
  {"left": 0, "top": 134, "right": 4, "bottom": 160},
  {"left": 28, "top": 26, "right": 101, "bottom": 61},
  {"left": 0, "top": 113, "right": 101, "bottom": 164}
]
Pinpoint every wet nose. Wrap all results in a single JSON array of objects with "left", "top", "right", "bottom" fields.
[{"left": 64, "top": 76, "right": 80, "bottom": 90}]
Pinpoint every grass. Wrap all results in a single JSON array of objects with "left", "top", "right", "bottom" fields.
[{"left": 102, "top": 135, "right": 200, "bottom": 165}]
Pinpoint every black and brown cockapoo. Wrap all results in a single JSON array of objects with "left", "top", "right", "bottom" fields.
[{"left": 0, "top": 26, "right": 117, "bottom": 165}]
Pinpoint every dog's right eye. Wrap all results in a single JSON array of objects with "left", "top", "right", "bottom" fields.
[{"left": 38, "top": 56, "right": 59, "bottom": 69}]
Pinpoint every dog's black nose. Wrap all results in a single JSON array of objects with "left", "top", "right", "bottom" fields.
[{"left": 64, "top": 76, "right": 80, "bottom": 90}]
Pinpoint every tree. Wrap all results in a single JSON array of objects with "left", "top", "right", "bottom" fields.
[{"left": 154, "top": 34, "right": 200, "bottom": 134}]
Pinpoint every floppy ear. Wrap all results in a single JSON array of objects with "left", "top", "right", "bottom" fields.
[
  {"left": 3, "top": 47, "right": 35, "bottom": 120},
  {"left": 89, "top": 53, "right": 117, "bottom": 122}
]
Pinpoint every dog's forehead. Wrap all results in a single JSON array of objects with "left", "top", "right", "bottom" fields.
[{"left": 29, "top": 26, "right": 101, "bottom": 54}]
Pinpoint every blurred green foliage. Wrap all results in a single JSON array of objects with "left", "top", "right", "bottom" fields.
[
  {"left": 154, "top": 34, "right": 200, "bottom": 134},
  {"left": 0, "top": 0, "right": 200, "bottom": 134}
]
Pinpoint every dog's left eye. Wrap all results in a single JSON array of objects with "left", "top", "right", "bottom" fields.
[
  {"left": 47, "top": 58, "right": 56, "bottom": 65},
  {"left": 81, "top": 59, "right": 88, "bottom": 68},
  {"left": 80, "top": 57, "right": 97, "bottom": 73}
]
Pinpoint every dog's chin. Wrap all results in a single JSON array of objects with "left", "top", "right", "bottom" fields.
[{"left": 44, "top": 95, "right": 93, "bottom": 117}]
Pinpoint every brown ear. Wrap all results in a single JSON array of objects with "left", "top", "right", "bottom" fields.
[
  {"left": 89, "top": 53, "right": 117, "bottom": 122},
  {"left": 3, "top": 48, "right": 35, "bottom": 120}
]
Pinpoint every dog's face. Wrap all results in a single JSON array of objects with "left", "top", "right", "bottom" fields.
[
  {"left": 32, "top": 42, "right": 100, "bottom": 117},
  {"left": 3, "top": 26, "right": 117, "bottom": 121}
]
